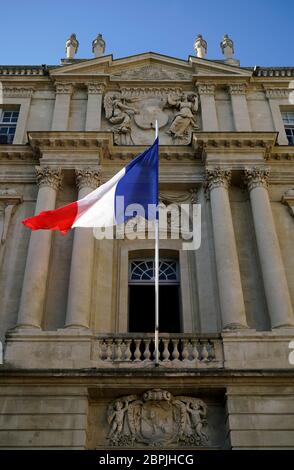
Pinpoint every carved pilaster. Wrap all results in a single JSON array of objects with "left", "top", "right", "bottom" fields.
[
  {"left": 243, "top": 167, "right": 270, "bottom": 191},
  {"left": 75, "top": 168, "right": 101, "bottom": 191},
  {"left": 228, "top": 83, "right": 247, "bottom": 95},
  {"left": 87, "top": 83, "right": 105, "bottom": 94},
  {"left": 204, "top": 167, "right": 232, "bottom": 192},
  {"left": 35, "top": 166, "right": 63, "bottom": 190},
  {"left": 197, "top": 84, "right": 215, "bottom": 95},
  {"left": 55, "top": 82, "right": 73, "bottom": 95}
]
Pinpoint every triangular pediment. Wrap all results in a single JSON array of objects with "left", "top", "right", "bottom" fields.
[{"left": 50, "top": 52, "right": 252, "bottom": 81}]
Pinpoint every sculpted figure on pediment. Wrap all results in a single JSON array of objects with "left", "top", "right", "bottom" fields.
[
  {"left": 164, "top": 92, "right": 200, "bottom": 144},
  {"left": 104, "top": 92, "right": 139, "bottom": 144}
]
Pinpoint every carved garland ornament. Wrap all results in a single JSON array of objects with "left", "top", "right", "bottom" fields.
[{"left": 107, "top": 389, "right": 208, "bottom": 448}]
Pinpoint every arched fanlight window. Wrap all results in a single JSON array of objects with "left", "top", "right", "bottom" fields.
[{"left": 129, "top": 259, "right": 179, "bottom": 284}]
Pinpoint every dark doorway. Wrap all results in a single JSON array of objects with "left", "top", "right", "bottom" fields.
[{"left": 129, "top": 285, "right": 181, "bottom": 333}]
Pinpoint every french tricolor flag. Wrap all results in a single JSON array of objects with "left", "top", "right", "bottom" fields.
[{"left": 22, "top": 139, "right": 158, "bottom": 234}]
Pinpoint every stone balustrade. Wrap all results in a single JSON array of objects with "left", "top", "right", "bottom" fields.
[{"left": 94, "top": 334, "right": 223, "bottom": 368}]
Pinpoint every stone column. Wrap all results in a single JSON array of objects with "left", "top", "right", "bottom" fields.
[
  {"left": 51, "top": 82, "right": 73, "bottom": 131},
  {"left": 85, "top": 83, "right": 105, "bottom": 131},
  {"left": 244, "top": 167, "right": 294, "bottom": 328},
  {"left": 205, "top": 167, "right": 248, "bottom": 329},
  {"left": 197, "top": 84, "right": 218, "bottom": 131},
  {"left": 17, "top": 167, "right": 62, "bottom": 328},
  {"left": 65, "top": 168, "right": 101, "bottom": 329},
  {"left": 265, "top": 89, "right": 289, "bottom": 145},
  {"left": 229, "top": 84, "right": 251, "bottom": 131}
]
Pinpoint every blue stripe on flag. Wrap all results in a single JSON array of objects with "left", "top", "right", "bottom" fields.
[{"left": 114, "top": 138, "right": 158, "bottom": 224}]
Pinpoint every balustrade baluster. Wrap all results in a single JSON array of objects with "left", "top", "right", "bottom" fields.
[
  {"left": 143, "top": 339, "right": 151, "bottom": 361},
  {"left": 172, "top": 339, "right": 180, "bottom": 361},
  {"left": 162, "top": 339, "right": 170, "bottom": 362},
  {"left": 134, "top": 339, "right": 142, "bottom": 361},
  {"left": 192, "top": 340, "right": 199, "bottom": 361},
  {"left": 182, "top": 339, "right": 190, "bottom": 361},
  {"left": 124, "top": 339, "right": 132, "bottom": 361}
]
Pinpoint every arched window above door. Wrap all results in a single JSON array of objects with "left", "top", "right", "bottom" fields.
[{"left": 129, "top": 259, "right": 179, "bottom": 284}]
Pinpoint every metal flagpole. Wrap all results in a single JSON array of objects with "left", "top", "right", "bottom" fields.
[{"left": 154, "top": 120, "right": 159, "bottom": 366}]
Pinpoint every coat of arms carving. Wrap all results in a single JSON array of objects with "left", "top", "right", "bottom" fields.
[
  {"left": 103, "top": 91, "right": 201, "bottom": 146},
  {"left": 106, "top": 388, "right": 208, "bottom": 447}
]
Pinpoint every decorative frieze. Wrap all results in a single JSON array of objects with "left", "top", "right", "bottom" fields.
[
  {"left": 243, "top": 167, "right": 270, "bottom": 191},
  {"left": 35, "top": 166, "right": 63, "bottom": 190},
  {"left": 75, "top": 168, "right": 101, "bottom": 190},
  {"left": 120, "top": 87, "right": 182, "bottom": 98},
  {"left": 204, "top": 167, "right": 232, "bottom": 191},
  {"left": 265, "top": 89, "right": 290, "bottom": 99},
  {"left": 2, "top": 87, "right": 34, "bottom": 98}
]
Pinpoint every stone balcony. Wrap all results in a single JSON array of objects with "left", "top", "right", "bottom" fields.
[{"left": 93, "top": 333, "right": 224, "bottom": 369}]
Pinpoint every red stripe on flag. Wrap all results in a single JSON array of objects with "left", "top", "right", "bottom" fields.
[{"left": 22, "top": 201, "right": 78, "bottom": 234}]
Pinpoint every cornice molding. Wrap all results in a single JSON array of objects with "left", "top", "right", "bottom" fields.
[
  {"left": 0, "top": 146, "right": 36, "bottom": 162},
  {"left": 192, "top": 131, "right": 277, "bottom": 159}
]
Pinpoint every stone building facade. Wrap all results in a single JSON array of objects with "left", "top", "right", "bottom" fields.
[{"left": 0, "top": 37, "right": 294, "bottom": 449}]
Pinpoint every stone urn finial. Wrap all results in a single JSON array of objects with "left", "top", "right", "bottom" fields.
[
  {"left": 92, "top": 33, "right": 106, "bottom": 57},
  {"left": 65, "top": 33, "right": 79, "bottom": 59},
  {"left": 220, "top": 34, "right": 234, "bottom": 59},
  {"left": 194, "top": 34, "right": 207, "bottom": 59}
]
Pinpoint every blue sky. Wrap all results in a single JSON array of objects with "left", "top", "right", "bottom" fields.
[{"left": 1, "top": 0, "right": 293, "bottom": 67}]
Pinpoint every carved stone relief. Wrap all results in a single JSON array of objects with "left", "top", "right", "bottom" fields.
[
  {"left": 103, "top": 89, "right": 201, "bottom": 145},
  {"left": 110, "top": 65, "right": 192, "bottom": 81},
  {"left": 106, "top": 389, "right": 208, "bottom": 447}
]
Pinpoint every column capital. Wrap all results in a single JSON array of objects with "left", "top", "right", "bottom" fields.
[
  {"left": 75, "top": 168, "right": 101, "bottom": 191},
  {"left": 205, "top": 167, "right": 232, "bottom": 191},
  {"left": 243, "top": 167, "right": 270, "bottom": 191},
  {"left": 35, "top": 166, "right": 63, "bottom": 190},
  {"left": 197, "top": 83, "right": 215, "bottom": 95},
  {"left": 228, "top": 83, "right": 247, "bottom": 95},
  {"left": 87, "top": 82, "right": 106, "bottom": 94},
  {"left": 55, "top": 82, "right": 73, "bottom": 94}
]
